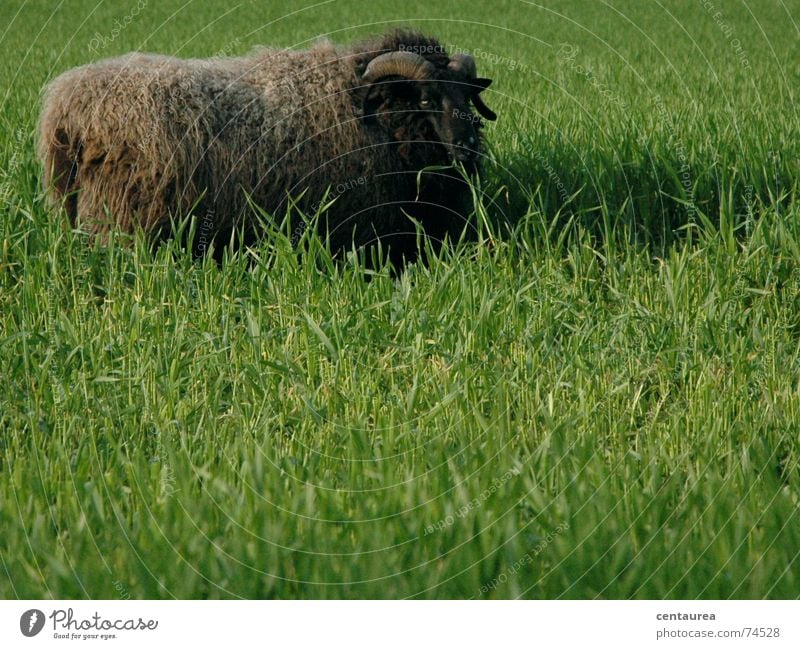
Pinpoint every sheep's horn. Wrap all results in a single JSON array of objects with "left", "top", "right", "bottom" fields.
[
  {"left": 447, "top": 53, "right": 477, "bottom": 79},
  {"left": 470, "top": 77, "right": 497, "bottom": 121},
  {"left": 472, "top": 94, "right": 497, "bottom": 121},
  {"left": 362, "top": 51, "right": 436, "bottom": 82}
]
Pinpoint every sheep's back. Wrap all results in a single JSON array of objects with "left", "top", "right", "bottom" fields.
[{"left": 39, "top": 44, "right": 412, "bottom": 247}]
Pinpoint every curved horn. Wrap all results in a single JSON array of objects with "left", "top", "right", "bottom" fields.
[
  {"left": 447, "top": 53, "right": 477, "bottom": 79},
  {"left": 472, "top": 94, "right": 497, "bottom": 121},
  {"left": 362, "top": 51, "right": 436, "bottom": 83}
]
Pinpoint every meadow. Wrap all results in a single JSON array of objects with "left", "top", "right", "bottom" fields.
[{"left": 1, "top": 0, "right": 799, "bottom": 598}]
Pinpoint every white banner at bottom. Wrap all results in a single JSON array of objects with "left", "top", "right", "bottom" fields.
[{"left": 0, "top": 600, "right": 796, "bottom": 648}]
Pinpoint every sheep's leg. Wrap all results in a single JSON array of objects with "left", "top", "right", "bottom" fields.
[{"left": 43, "top": 129, "right": 82, "bottom": 224}]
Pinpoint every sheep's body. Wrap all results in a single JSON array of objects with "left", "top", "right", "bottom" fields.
[{"left": 38, "top": 32, "right": 483, "bottom": 258}]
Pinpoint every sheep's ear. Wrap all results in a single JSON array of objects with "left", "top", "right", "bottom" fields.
[{"left": 472, "top": 78, "right": 492, "bottom": 92}]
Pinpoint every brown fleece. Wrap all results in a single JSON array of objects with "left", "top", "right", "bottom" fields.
[{"left": 37, "top": 30, "right": 488, "bottom": 253}]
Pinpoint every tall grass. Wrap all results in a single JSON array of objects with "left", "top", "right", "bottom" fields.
[{"left": 1, "top": 0, "right": 799, "bottom": 598}]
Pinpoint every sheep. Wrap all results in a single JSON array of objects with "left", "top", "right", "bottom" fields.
[{"left": 37, "top": 29, "right": 497, "bottom": 264}]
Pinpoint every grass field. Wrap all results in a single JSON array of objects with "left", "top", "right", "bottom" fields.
[{"left": 2, "top": 0, "right": 800, "bottom": 599}]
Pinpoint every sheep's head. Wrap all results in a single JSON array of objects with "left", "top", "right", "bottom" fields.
[{"left": 357, "top": 50, "right": 497, "bottom": 171}]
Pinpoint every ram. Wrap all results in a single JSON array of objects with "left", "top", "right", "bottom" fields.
[{"left": 38, "top": 30, "right": 497, "bottom": 264}]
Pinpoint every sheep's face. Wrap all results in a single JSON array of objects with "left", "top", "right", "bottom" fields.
[
  {"left": 362, "top": 78, "right": 492, "bottom": 169},
  {"left": 358, "top": 52, "right": 496, "bottom": 172}
]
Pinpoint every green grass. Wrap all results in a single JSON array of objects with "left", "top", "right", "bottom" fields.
[{"left": 2, "top": 0, "right": 800, "bottom": 598}]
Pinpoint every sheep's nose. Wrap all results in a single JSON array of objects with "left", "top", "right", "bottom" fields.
[
  {"left": 454, "top": 135, "right": 477, "bottom": 148},
  {"left": 452, "top": 137, "right": 478, "bottom": 161}
]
